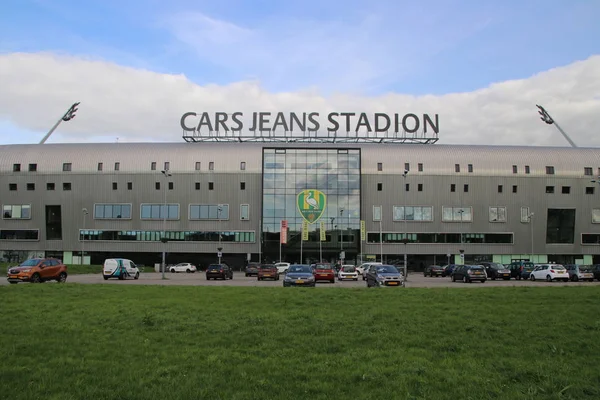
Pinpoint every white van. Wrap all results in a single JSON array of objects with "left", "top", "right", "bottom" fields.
[
  {"left": 273, "top": 262, "right": 291, "bottom": 274},
  {"left": 103, "top": 258, "right": 140, "bottom": 280}
]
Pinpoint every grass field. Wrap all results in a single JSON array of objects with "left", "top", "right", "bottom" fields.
[{"left": 1, "top": 285, "right": 599, "bottom": 400}]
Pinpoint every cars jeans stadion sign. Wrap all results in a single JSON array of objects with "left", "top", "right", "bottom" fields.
[{"left": 180, "top": 111, "right": 440, "bottom": 143}]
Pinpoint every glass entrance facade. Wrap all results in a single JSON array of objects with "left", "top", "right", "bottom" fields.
[{"left": 262, "top": 148, "right": 361, "bottom": 264}]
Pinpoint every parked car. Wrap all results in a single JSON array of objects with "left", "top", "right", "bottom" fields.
[
  {"left": 7, "top": 258, "right": 68, "bottom": 284},
  {"left": 593, "top": 265, "right": 600, "bottom": 281},
  {"left": 356, "top": 262, "right": 383, "bottom": 280},
  {"left": 245, "top": 263, "right": 261, "bottom": 277},
  {"left": 338, "top": 265, "right": 359, "bottom": 281},
  {"left": 169, "top": 262, "right": 197, "bottom": 273},
  {"left": 517, "top": 264, "right": 535, "bottom": 280},
  {"left": 312, "top": 263, "right": 336, "bottom": 283},
  {"left": 257, "top": 264, "right": 279, "bottom": 280},
  {"left": 509, "top": 261, "right": 535, "bottom": 280},
  {"left": 565, "top": 264, "right": 594, "bottom": 282},
  {"left": 442, "top": 264, "right": 463, "bottom": 277},
  {"left": 424, "top": 265, "right": 445, "bottom": 277},
  {"left": 529, "top": 264, "right": 569, "bottom": 282},
  {"left": 480, "top": 262, "right": 511, "bottom": 280},
  {"left": 365, "top": 264, "right": 404, "bottom": 287},
  {"left": 273, "top": 262, "right": 290, "bottom": 275},
  {"left": 206, "top": 263, "right": 233, "bottom": 280},
  {"left": 283, "top": 264, "right": 316, "bottom": 287},
  {"left": 451, "top": 265, "right": 486, "bottom": 283},
  {"left": 103, "top": 258, "right": 140, "bottom": 280}
]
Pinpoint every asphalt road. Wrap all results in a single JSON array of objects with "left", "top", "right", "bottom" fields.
[{"left": 3, "top": 271, "right": 599, "bottom": 288}]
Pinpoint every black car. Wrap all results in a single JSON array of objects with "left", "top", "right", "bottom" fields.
[
  {"left": 245, "top": 263, "right": 260, "bottom": 277},
  {"left": 442, "top": 264, "right": 463, "bottom": 277},
  {"left": 206, "top": 264, "right": 233, "bottom": 280},
  {"left": 480, "top": 262, "right": 511, "bottom": 280},
  {"left": 509, "top": 261, "right": 535, "bottom": 280},
  {"left": 283, "top": 264, "right": 316, "bottom": 287},
  {"left": 451, "top": 265, "right": 486, "bottom": 283},
  {"left": 424, "top": 265, "right": 444, "bottom": 277}
]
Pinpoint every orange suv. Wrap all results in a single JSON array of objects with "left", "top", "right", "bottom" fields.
[{"left": 6, "top": 258, "right": 68, "bottom": 284}]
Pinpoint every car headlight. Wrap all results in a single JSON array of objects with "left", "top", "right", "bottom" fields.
[
  {"left": 377, "top": 275, "right": 385, "bottom": 280},
  {"left": 20, "top": 269, "right": 31, "bottom": 273},
  {"left": 467, "top": 269, "right": 473, "bottom": 274}
]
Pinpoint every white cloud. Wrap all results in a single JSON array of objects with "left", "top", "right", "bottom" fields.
[{"left": 0, "top": 51, "right": 599, "bottom": 147}]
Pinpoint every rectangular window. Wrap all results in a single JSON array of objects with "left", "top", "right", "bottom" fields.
[
  {"left": 240, "top": 162, "right": 246, "bottom": 170},
  {"left": 195, "top": 182, "right": 200, "bottom": 190},
  {"left": 140, "top": 204, "right": 180, "bottom": 220},
  {"left": 512, "top": 165, "right": 517, "bottom": 174},
  {"left": 450, "top": 184, "right": 456, "bottom": 192},
  {"left": 63, "top": 183, "right": 71, "bottom": 191},
  {"left": 155, "top": 182, "right": 160, "bottom": 190},
  {"left": 464, "top": 184, "right": 469, "bottom": 193},
  {"left": 189, "top": 204, "right": 229, "bottom": 220},
  {"left": 26, "top": 183, "right": 35, "bottom": 191},
  {"left": 393, "top": 206, "right": 433, "bottom": 221},
  {"left": 468, "top": 164, "right": 473, "bottom": 173},
  {"left": 97, "top": 162, "right": 103, "bottom": 171},
  {"left": 240, "top": 182, "right": 246, "bottom": 190},
  {"left": 520, "top": 207, "right": 531, "bottom": 223},
  {"left": 377, "top": 162, "right": 383, "bottom": 171},
  {"left": 489, "top": 206, "right": 507, "bottom": 222},
  {"left": 3, "top": 205, "right": 31, "bottom": 219},
  {"left": 29, "top": 163, "right": 37, "bottom": 172},
  {"left": 377, "top": 183, "right": 382, "bottom": 191},
  {"left": 209, "top": 182, "right": 214, "bottom": 190},
  {"left": 168, "top": 182, "right": 174, "bottom": 190},
  {"left": 164, "top": 162, "right": 170, "bottom": 171},
  {"left": 418, "top": 163, "right": 423, "bottom": 172},
  {"left": 525, "top": 165, "right": 530, "bottom": 174},
  {"left": 593, "top": 209, "right": 600, "bottom": 223},
  {"left": 127, "top": 182, "right": 133, "bottom": 190},
  {"left": 209, "top": 162, "right": 214, "bottom": 171},
  {"left": 114, "top": 162, "right": 120, "bottom": 171},
  {"left": 151, "top": 162, "right": 157, "bottom": 171},
  {"left": 418, "top": 183, "right": 423, "bottom": 192},
  {"left": 512, "top": 185, "right": 518, "bottom": 193},
  {"left": 404, "top": 163, "right": 410, "bottom": 172},
  {"left": 9, "top": 183, "right": 17, "bottom": 191},
  {"left": 582, "top": 234, "right": 600, "bottom": 244},
  {"left": 546, "top": 166, "right": 555, "bottom": 175},
  {"left": 546, "top": 208, "right": 575, "bottom": 244},
  {"left": 584, "top": 167, "right": 593, "bottom": 176},
  {"left": 240, "top": 204, "right": 250, "bottom": 220},
  {"left": 63, "top": 163, "right": 72, "bottom": 172},
  {"left": 562, "top": 186, "right": 571, "bottom": 194},
  {"left": 498, "top": 185, "right": 503, "bottom": 193},
  {"left": 405, "top": 183, "right": 409, "bottom": 192},
  {"left": 13, "top": 164, "right": 21, "bottom": 172},
  {"left": 94, "top": 204, "right": 132, "bottom": 219},
  {"left": 47, "top": 183, "right": 55, "bottom": 191},
  {"left": 112, "top": 182, "right": 118, "bottom": 190},
  {"left": 455, "top": 164, "right": 460, "bottom": 173},
  {"left": 546, "top": 186, "right": 555, "bottom": 194},
  {"left": 586, "top": 187, "right": 595, "bottom": 195},
  {"left": 195, "top": 162, "right": 201, "bottom": 171},
  {"left": 0, "top": 229, "right": 39, "bottom": 241},
  {"left": 442, "top": 206, "right": 472, "bottom": 222},
  {"left": 373, "top": 206, "right": 382, "bottom": 222}
]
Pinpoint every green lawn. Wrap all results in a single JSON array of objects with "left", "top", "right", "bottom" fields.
[{"left": 0, "top": 285, "right": 599, "bottom": 400}]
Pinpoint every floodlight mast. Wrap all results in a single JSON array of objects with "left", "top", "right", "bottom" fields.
[
  {"left": 535, "top": 104, "right": 577, "bottom": 148},
  {"left": 39, "top": 102, "right": 80, "bottom": 144}
]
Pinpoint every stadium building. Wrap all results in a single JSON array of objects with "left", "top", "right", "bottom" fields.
[{"left": 1, "top": 140, "right": 599, "bottom": 269}]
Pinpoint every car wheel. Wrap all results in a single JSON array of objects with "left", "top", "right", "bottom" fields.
[
  {"left": 330, "top": 279, "right": 335, "bottom": 283},
  {"left": 491, "top": 277, "right": 496, "bottom": 281},
  {"left": 170, "top": 269, "right": 175, "bottom": 273},
  {"left": 572, "top": 275, "right": 578, "bottom": 282},
  {"left": 9, "top": 281, "right": 18, "bottom": 284},
  {"left": 354, "top": 278, "right": 358, "bottom": 281},
  {"left": 186, "top": 269, "right": 191, "bottom": 273},
  {"left": 530, "top": 274, "right": 535, "bottom": 281},
  {"left": 546, "top": 275, "right": 552, "bottom": 282},
  {"left": 516, "top": 275, "right": 521, "bottom": 280},
  {"left": 451, "top": 275, "right": 455, "bottom": 282},
  {"left": 103, "top": 276, "right": 109, "bottom": 280},
  {"left": 230, "top": 275, "right": 233, "bottom": 280},
  {"left": 30, "top": 273, "right": 41, "bottom": 283},
  {"left": 463, "top": 276, "right": 469, "bottom": 283},
  {"left": 57, "top": 272, "right": 67, "bottom": 283},
  {"left": 134, "top": 272, "right": 139, "bottom": 280}
]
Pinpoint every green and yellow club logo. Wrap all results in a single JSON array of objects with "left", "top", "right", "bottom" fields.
[{"left": 297, "top": 189, "right": 327, "bottom": 224}]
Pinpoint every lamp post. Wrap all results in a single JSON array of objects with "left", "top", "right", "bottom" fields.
[
  {"left": 161, "top": 169, "right": 172, "bottom": 280},
  {"left": 377, "top": 206, "right": 383, "bottom": 263},
  {"left": 217, "top": 205, "right": 223, "bottom": 264},
  {"left": 81, "top": 208, "right": 88, "bottom": 265},
  {"left": 458, "top": 208, "right": 465, "bottom": 264},
  {"left": 527, "top": 212, "right": 535, "bottom": 262},
  {"left": 402, "top": 170, "right": 409, "bottom": 282},
  {"left": 339, "top": 208, "right": 344, "bottom": 264}
]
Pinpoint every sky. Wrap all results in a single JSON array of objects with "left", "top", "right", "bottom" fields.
[{"left": 0, "top": 0, "right": 599, "bottom": 146}]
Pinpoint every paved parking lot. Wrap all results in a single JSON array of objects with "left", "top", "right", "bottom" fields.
[{"left": 4, "top": 271, "right": 599, "bottom": 288}]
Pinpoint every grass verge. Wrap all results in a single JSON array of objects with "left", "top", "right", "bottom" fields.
[{"left": 0, "top": 285, "right": 599, "bottom": 400}]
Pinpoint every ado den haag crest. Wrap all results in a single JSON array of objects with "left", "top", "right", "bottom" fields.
[{"left": 297, "top": 190, "right": 327, "bottom": 224}]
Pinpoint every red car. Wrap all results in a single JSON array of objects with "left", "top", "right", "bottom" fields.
[
  {"left": 312, "top": 263, "right": 335, "bottom": 283},
  {"left": 257, "top": 264, "right": 279, "bottom": 281}
]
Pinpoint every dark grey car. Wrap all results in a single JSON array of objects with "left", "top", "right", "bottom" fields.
[{"left": 283, "top": 264, "right": 316, "bottom": 287}]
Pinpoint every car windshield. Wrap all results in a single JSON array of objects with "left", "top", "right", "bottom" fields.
[
  {"left": 579, "top": 267, "right": 592, "bottom": 272},
  {"left": 490, "top": 263, "right": 505, "bottom": 269},
  {"left": 376, "top": 266, "right": 398, "bottom": 274},
  {"left": 342, "top": 266, "right": 355, "bottom": 272},
  {"left": 552, "top": 266, "right": 566, "bottom": 270},
  {"left": 20, "top": 259, "right": 41, "bottom": 266},
  {"left": 469, "top": 266, "right": 484, "bottom": 270},
  {"left": 288, "top": 266, "right": 312, "bottom": 273},
  {"left": 259, "top": 265, "right": 275, "bottom": 269},
  {"left": 208, "top": 264, "right": 222, "bottom": 269}
]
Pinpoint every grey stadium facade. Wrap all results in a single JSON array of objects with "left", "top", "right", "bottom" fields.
[{"left": 1, "top": 142, "right": 599, "bottom": 269}]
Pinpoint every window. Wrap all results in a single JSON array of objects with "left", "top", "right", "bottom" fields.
[
  {"left": 3, "top": 205, "right": 31, "bottom": 219},
  {"left": 168, "top": 182, "right": 174, "bottom": 190},
  {"left": 373, "top": 206, "right": 382, "bottom": 222},
  {"left": 209, "top": 162, "right": 214, "bottom": 171},
  {"left": 512, "top": 185, "right": 517, "bottom": 193},
  {"left": 377, "top": 162, "right": 383, "bottom": 171},
  {"left": 29, "top": 164, "right": 37, "bottom": 172},
  {"left": 26, "top": 183, "right": 35, "bottom": 191},
  {"left": 114, "top": 162, "right": 120, "bottom": 171},
  {"left": 593, "top": 209, "right": 600, "bottom": 223},
  {"left": 404, "top": 163, "right": 410, "bottom": 172},
  {"left": 240, "top": 204, "right": 250, "bottom": 220},
  {"left": 0, "top": 229, "right": 39, "bottom": 241},
  {"left": 546, "top": 166, "right": 555, "bottom": 175},
  {"left": 520, "top": 207, "right": 531, "bottom": 223},
  {"left": 195, "top": 182, "right": 200, "bottom": 190},
  {"left": 584, "top": 167, "right": 593, "bottom": 176},
  {"left": 546, "top": 208, "right": 575, "bottom": 244},
  {"left": 512, "top": 165, "right": 517, "bottom": 174},
  {"left": 418, "top": 163, "right": 423, "bottom": 172},
  {"left": 498, "top": 185, "right": 503, "bottom": 193},
  {"left": 240, "top": 162, "right": 246, "bottom": 170},
  {"left": 140, "top": 204, "right": 180, "bottom": 220},
  {"left": 562, "top": 186, "right": 571, "bottom": 194},
  {"left": 468, "top": 164, "right": 473, "bottom": 173},
  {"left": 240, "top": 182, "right": 246, "bottom": 190},
  {"left": 112, "top": 182, "right": 118, "bottom": 190},
  {"left": 63, "top": 163, "right": 72, "bottom": 172},
  {"left": 405, "top": 183, "right": 409, "bottom": 192},
  {"left": 13, "top": 164, "right": 21, "bottom": 172},
  {"left": 195, "top": 162, "right": 201, "bottom": 171},
  {"left": 127, "top": 182, "right": 133, "bottom": 190},
  {"left": 450, "top": 184, "right": 456, "bottom": 192},
  {"left": 63, "top": 183, "right": 71, "bottom": 191},
  {"left": 455, "top": 164, "right": 460, "bottom": 173},
  {"left": 151, "top": 162, "right": 157, "bottom": 171},
  {"left": 209, "top": 182, "right": 214, "bottom": 190},
  {"left": 377, "top": 183, "right": 382, "bottom": 191},
  {"left": 393, "top": 206, "right": 433, "bottom": 221},
  {"left": 418, "top": 183, "right": 423, "bottom": 192},
  {"left": 442, "top": 206, "right": 472, "bottom": 222},
  {"left": 464, "top": 184, "right": 469, "bottom": 193},
  {"left": 489, "top": 206, "right": 506, "bottom": 222},
  {"left": 189, "top": 204, "right": 229, "bottom": 220},
  {"left": 47, "top": 183, "right": 55, "bottom": 191},
  {"left": 586, "top": 187, "right": 595, "bottom": 195},
  {"left": 525, "top": 165, "right": 530, "bottom": 174},
  {"left": 546, "top": 186, "right": 555, "bottom": 194},
  {"left": 164, "top": 162, "right": 170, "bottom": 171},
  {"left": 9, "top": 183, "right": 17, "bottom": 191},
  {"left": 155, "top": 182, "right": 160, "bottom": 190},
  {"left": 94, "top": 204, "right": 132, "bottom": 219},
  {"left": 97, "top": 162, "right": 103, "bottom": 171}
]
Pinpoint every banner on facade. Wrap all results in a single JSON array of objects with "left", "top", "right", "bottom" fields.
[
  {"left": 360, "top": 220, "right": 366, "bottom": 241},
  {"left": 320, "top": 221, "right": 326, "bottom": 241},
  {"left": 302, "top": 220, "right": 309, "bottom": 241},
  {"left": 280, "top": 220, "right": 288, "bottom": 244},
  {"left": 297, "top": 189, "right": 327, "bottom": 224}
]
